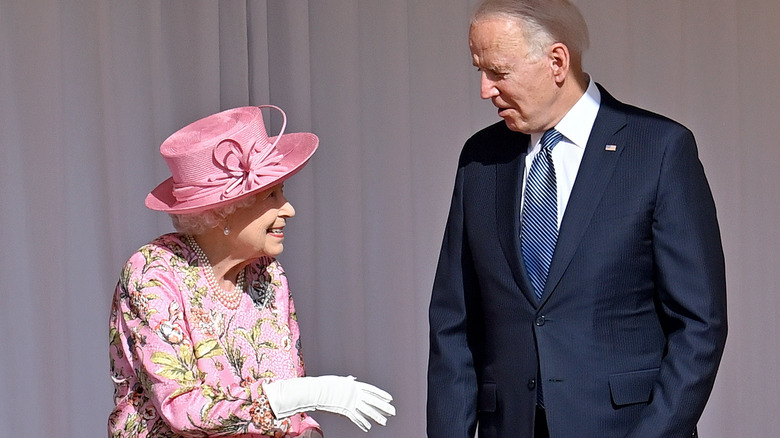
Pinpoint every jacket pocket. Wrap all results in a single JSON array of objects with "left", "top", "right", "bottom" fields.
[
  {"left": 478, "top": 382, "right": 497, "bottom": 412},
  {"left": 608, "top": 368, "right": 659, "bottom": 406}
]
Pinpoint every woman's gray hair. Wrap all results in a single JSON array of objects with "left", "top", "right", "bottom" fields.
[
  {"left": 169, "top": 194, "right": 257, "bottom": 235},
  {"left": 471, "top": 0, "right": 589, "bottom": 61}
]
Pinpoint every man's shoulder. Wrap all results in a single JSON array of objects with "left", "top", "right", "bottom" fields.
[
  {"left": 599, "top": 85, "right": 692, "bottom": 135},
  {"left": 459, "top": 120, "right": 528, "bottom": 164},
  {"left": 468, "top": 119, "right": 523, "bottom": 143}
]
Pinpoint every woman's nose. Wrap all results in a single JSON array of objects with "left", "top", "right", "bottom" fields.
[{"left": 280, "top": 201, "right": 295, "bottom": 218}]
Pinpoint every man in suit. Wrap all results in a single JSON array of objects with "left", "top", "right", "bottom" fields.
[{"left": 426, "top": 1, "right": 728, "bottom": 437}]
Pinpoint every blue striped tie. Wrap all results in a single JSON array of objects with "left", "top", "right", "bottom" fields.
[{"left": 521, "top": 128, "right": 562, "bottom": 301}]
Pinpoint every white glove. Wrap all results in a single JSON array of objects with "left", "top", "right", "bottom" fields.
[{"left": 263, "top": 375, "right": 395, "bottom": 432}]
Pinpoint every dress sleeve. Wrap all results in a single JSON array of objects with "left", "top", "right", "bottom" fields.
[{"left": 112, "top": 243, "right": 312, "bottom": 436}]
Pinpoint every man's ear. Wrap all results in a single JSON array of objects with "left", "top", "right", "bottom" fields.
[{"left": 549, "top": 42, "right": 570, "bottom": 85}]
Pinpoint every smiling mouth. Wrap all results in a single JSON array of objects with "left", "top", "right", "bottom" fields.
[{"left": 267, "top": 228, "right": 284, "bottom": 236}]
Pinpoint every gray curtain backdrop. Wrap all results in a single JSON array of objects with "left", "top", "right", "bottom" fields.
[{"left": 1, "top": 0, "right": 777, "bottom": 436}]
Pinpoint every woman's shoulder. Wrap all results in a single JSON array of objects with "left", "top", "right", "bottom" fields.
[
  {"left": 124, "top": 233, "right": 193, "bottom": 272},
  {"left": 116, "top": 234, "right": 199, "bottom": 309},
  {"left": 136, "top": 232, "right": 187, "bottom": 254}
]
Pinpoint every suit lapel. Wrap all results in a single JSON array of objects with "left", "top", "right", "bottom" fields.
[
  {"left": 540, "top": 87, "right": 628, "bottom": 306},
  {"left": 495, "top": 133, "right": 539, "bottom": 306}
]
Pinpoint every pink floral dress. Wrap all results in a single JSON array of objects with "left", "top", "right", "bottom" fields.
[{"left": 108, "top": 234, "right": 321, "bottom": 437}]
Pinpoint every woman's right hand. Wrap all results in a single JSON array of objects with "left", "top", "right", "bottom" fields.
[{"left": 263, "top": 375, "right": 395, "bottom": 432}]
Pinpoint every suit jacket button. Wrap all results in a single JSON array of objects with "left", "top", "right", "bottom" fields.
[
  {"left": 527, "top": 379, "right": 536, "bottom": 390},
  {"left": 535, "top": 316, "right": 546, "bottom": 326}
]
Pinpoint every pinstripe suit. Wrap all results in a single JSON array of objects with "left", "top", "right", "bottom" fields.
[{"left": 427, "top": 85, "right": 727, "bottom": 438}]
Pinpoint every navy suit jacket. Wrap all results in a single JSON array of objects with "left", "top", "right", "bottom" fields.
[{"left": 427, "top": 86, "right": 727, "bottom": 438}]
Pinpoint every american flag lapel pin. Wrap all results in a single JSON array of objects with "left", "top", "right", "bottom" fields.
[{"left": 605, "top": 144, "right": 617, "bottom": 151}]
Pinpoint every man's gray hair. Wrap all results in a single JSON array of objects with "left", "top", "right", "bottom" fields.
[{"left": 471, "top": 0, "right": 589, "bottom": 61}]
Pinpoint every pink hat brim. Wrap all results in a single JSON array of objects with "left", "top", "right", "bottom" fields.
[{"left": 145, "top": 132, "right": 318, "bottom": 214}]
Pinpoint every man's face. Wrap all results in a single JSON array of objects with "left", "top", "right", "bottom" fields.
[{"left": 469, "top": 17, "right": 559, "bottom": 134}]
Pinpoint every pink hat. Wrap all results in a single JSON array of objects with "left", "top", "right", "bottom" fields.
[{"left": 145, "top": 105, "right": 318, "bottom": 214}]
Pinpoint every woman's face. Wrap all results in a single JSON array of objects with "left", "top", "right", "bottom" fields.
[{"left": 228, "top": 183, "right": 295, "bottom": 258}]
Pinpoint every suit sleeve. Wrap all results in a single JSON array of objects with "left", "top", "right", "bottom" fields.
[
  {"left": 427, "top": 162, "right": 483, "bottom": 438},
  {"left": 626, "top": 128, "right": 728, "bottom": 437}
]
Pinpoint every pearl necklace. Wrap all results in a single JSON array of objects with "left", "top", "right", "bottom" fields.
[{"left": 184, "top": 235, "right": 245, "bottom": 309}]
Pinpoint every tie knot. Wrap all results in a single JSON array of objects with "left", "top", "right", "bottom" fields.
[{"left": 540, "top": 128, "right": 563, "bottom": 153}]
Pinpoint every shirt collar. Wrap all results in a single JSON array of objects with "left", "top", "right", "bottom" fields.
[{"left": 530, "top": 75, "right": 601, "bottom": 150}]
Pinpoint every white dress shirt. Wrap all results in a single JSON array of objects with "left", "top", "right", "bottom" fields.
[{"left": 522, "top": 76, "right": 601, "bottom": 227}]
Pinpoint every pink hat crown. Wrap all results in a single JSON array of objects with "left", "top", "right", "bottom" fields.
[{"left": 145, "top": 105, "right": 318, "bottom": 213}]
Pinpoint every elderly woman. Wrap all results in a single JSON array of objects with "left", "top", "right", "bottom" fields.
[{"left": 109, "top": 106, "right": 394, "bottom": 437}]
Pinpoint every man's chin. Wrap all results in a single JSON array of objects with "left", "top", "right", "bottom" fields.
[{"left": 501, "top": 117, "right": 527, "bottom": 133}]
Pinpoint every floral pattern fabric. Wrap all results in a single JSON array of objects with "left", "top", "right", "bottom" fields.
[{"left": 108, "top": 233, "right": 320, "bottom": 437}]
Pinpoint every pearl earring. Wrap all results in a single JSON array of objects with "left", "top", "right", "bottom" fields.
[{"left": 223, "top": 224, "right": 230, "bottom": 235}]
